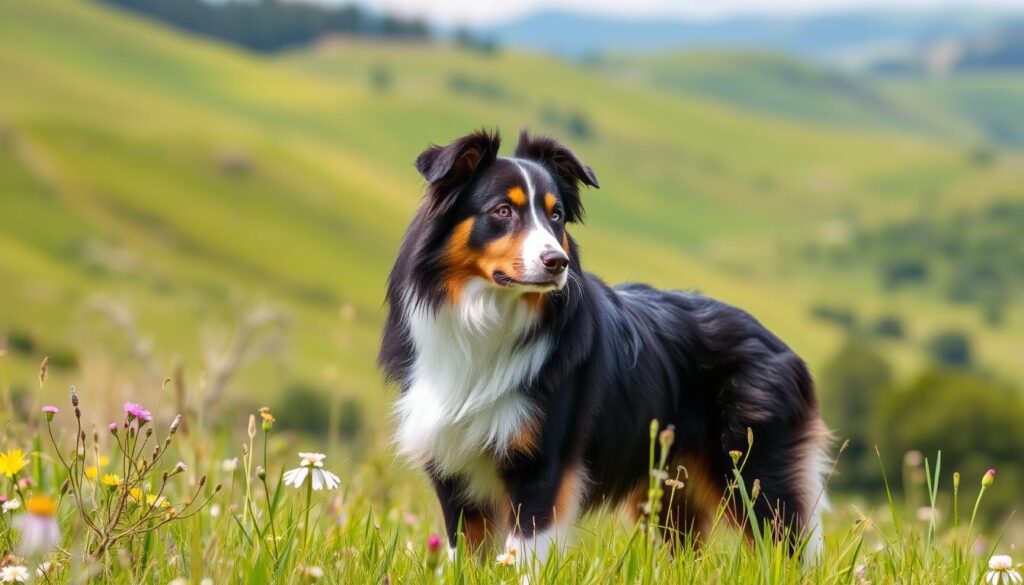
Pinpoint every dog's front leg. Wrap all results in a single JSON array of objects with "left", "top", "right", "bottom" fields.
[{"left": 500, "top": 461, "right": 587, "bottom": 568}]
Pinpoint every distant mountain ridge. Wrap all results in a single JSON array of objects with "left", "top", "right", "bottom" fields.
[{"left": 481, "top": 9, "right": 1015, "bottom": 64}]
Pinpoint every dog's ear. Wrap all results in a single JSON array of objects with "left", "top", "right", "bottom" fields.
[
  {"left": 415, "top": 130, "right": 500, "bottom": 216},
  {"left": 513, "top": 130, "right": 597, "bottom": 223}
]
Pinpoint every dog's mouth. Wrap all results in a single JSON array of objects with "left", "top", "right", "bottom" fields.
[{"left": 493, "top": 271, "right": 558, "bottom": 289}]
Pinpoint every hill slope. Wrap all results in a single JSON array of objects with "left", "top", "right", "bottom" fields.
[{"left": 2, "top": 0, "right": 1024, "bottom": 420}]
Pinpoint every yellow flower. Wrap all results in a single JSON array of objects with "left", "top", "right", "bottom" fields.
[
  {"left": 98, "top": 455, "right": 111, "bottom": 467},
  {"left": 0, "top": 449, "right": 28, "bottom": 477},
  {"left": 25, "top": 494, "right": 57, "bottom": 517},
  {"left": 85, "top": 466, "right": 98, "bottom": 480},
  {"left": 146, "top": 494, "right": 169, "bottom": 508},
  {"left": 129, "top": 487, "right": 143, "bottom": 502},
  {"left": 101, "top": 473, "right": 122, "bottom": 487}
]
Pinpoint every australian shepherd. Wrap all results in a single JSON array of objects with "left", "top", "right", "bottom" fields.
[{"left": 380, "top": 130, "right": 830, "bottom": 565}]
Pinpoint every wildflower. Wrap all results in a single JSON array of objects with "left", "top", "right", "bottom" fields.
[
  {"left": 2, "top": 498, "right": 21, "bottom": 513},
  {"left": 173, "top": 461, "right": 188, "bottom": 475},
  {"left": 258, "top": 407, "right": 276, "bottom": 432},
  {"left": 986, "top": 555, "right": 1022, "bottom": 585},
  {"left": 102, "top": 473, "right": 122, "bottom": 487},
  {"left": 982, "top": 468, "right": 996, "bottom": 488},
  {"left": 169, "top": 414, "right": 182, "bottom": 435},
  {"left": 85, "top": 466, "right": 99, "bottom": 480},
  {"left": 209, "top": 504, "right": 221, "bottom": 518},
  {"left": 496, "top": 545, "right": 517, "bottom": 567},
  {"left": 124, "top": 402, "right": 153, "bottom": 424},
  {"left": 0, "top": 565, "right": 29, "bottom": 583},
  {"left": 13, "top": 494, "right": 60, "bottom": 556},
  {"left": 35, "top": 562, "right": 54, "bottom": 578},
  {"left": 0, "top": 449, "right": 28, "bottom": 477},
  {"left": 658, "top": 425, "right": 675, "bottom": 451},
  {"left": 41, "top": 405, "right": 59, "bottom": 421},
  {"left": 146, "top": 494, "right": 169, "bottom": 508},
  {"left": 300, "top": 566, "right": 324, "bottom": 581},
  {"left": 729, "top": 450, "right": 742, "bottom": 465},
  {"left": 426, "top": 533, "right": 443, "bottom": 572},
  {"left": 903, "top": 450, "right": 923, "bottom": 467},
  {"left": 222, "top": 458, "right": 238, "bottom": 473},
  {"left": 283, "top": 453, "right": 340, "bottom": 491}
]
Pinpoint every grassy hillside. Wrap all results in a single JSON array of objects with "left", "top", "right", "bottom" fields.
[{"left": 1, "top": 0, "right": 1024, "bottom": 423}]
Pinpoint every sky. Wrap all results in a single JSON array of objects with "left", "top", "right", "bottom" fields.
[{"left": 349, "top": 0, "right": 1024, "bottom": 26}]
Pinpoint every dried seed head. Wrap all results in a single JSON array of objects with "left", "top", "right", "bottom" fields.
[
  {"left": 169, "top": 414, "right": 182, "bottom": 436},
  {"left": 70, "top": 385, "right": 79, "bottom": 407},
  {"left": 145, "top": 427, "right": 153, "bottom": 438},
  {"left": 61, "top": 479, "right": 71, "bottom": 495},
  {"left": 198, "top": 475, "right": 207, "bottom": 488},
  {"left": 214, "top": 483, "right": 223, "bottom": 493},
  {"left": 39, "top": 356, "right": 49, "bottom": 388},
  {"left": 247, "top": 415, "right": 256, "bottom": 439},
  {"left": 751, "top": 478, "right": 761, "bottom": 501}
]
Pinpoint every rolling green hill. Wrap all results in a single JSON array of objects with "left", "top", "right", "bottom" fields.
[{"left": 2, "top": 0, "right": 1023, "bottom": 427}]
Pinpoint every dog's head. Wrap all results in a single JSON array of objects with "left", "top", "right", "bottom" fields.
[{"left": 412, "top": 129, "right": 599, "bottom": 302}]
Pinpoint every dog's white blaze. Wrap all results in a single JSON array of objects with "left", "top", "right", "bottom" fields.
[
  {"left": 513, "top": 159, "right": 566, "bottom": 287},
  {"left": 394, "top": 280, "right": 549, "bottom": 498}
]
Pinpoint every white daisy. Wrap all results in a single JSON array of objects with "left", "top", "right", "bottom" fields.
[
  {"left": 283, "top": 452, "right": 340, "bottom": 491},
  {"left": 0, "top": 565, "right": 30, "bottom": 583},
  {"left": 987, "top": 555, "right": 1023, "bottom": 585},
  {"left": 2, "top": 498, "right": 20, "bottom": 513}
]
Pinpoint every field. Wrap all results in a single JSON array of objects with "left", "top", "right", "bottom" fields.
[{"left": 1, "top": 0, "right": 1023, "bottom": 582}]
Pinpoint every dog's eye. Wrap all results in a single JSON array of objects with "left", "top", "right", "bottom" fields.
[
  {"left": 551, "top": 210, "right": 562, "bottom": 222},
  {"left": 493, "top": 204, "right": 513, "bottom": 219}
]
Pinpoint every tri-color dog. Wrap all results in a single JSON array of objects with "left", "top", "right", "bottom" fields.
[{"left": 380, "top": 130, "right": 830, "bottom": 565}]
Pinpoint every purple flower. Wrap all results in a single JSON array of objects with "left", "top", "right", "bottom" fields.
[
  {"left": 41, "top": 405, "right": 59, "bottom": 422},
  {"left": 123, "top": 402, "right": 152, "bottom": 424},
  {"left": 428, "top": 534, "right": 442, "bottom": 552},
  {"left": 108, "top": 423, "right": 118, "bottom": 435}
]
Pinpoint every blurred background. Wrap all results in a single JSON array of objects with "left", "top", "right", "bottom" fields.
[{"left": 1, "top": 0, "right": 1022, "bottom": 528}]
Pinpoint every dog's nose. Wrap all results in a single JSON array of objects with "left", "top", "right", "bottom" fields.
[{"left": 540, "top": 249, "right": 569, "bottom": 276}]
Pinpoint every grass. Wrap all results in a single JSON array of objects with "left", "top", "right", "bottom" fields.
[{"left": 0, "top": 361, "right": 1018, "bottom": 584}]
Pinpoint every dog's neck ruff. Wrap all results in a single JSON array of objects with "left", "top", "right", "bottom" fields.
[{"left": 393, "top": 279, "right": 550, "bottom": 477}]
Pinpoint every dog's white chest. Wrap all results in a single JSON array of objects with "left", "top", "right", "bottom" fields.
[{"left": 393, "top": 284, "right": 550, "bottom": 488}]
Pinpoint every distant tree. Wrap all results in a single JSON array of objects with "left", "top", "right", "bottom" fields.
[
  {"left": 819, "top": 338, "right": 892, "bottom": 493},
  {"left": 876, "top": 369, "right": 1024, "bottom": 523},
  {"left": 926, "top": 330, "right": 972, "bottom": 368},
  {"left": 882, "top": 257, "right": 929, "bottom": 290},
  {"left": 809, "top": 303, "right": 857, "bottom": 331},
  {"left": 99, "top": 0, "right": 430, "bottom": 53},
  {"left": 872, "top": 314, "right": 905, "bottom": 339}
]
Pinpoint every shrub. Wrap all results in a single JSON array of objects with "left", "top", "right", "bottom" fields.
[
  {"left": 927, "top": 330, "right": 972, "bottom": 368},
  {"left": 876, "top": 369, "right": 1024, "bottom": 522},
  {"left": 819, "top": 339, "right": 892, "bottom": 493}
]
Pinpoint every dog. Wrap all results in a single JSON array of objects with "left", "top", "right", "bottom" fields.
[{"left": 379, "top": 129, "right": 830, "bottom": 566}]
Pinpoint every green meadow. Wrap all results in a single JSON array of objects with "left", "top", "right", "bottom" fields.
[{"left": 1, "top": 0, "right": 1023, "bottom": 582}]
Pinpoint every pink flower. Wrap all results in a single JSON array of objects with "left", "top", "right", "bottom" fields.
[
  {"left": 428, "top": 534, "right": 442, "bottom": 552},
  {"left": 123, "top": 402, "right": 152, "bottom": 424},
  {"left": 41, "top": 406, "right": 59, "bottom": 422}
]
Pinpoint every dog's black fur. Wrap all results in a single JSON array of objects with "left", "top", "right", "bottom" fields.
[{"left": 380, "top": 129, "right": 829, "bottom": 560}]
